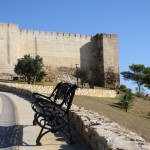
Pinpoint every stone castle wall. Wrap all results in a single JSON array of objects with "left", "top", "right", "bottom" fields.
[
  {"left": 19, "top": 29, "right": 94, "bottom": 68},
  {"left": 0, "top": 24, "right": 20, "bottom": 73},
  {"left": 0, "top": 23, "right": 119, "bottom": 86}
]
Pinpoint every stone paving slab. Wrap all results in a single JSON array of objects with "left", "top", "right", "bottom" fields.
[
  {"left": 0, "top": 94, "right": 16, "bottom": 126},
  {"left": 0, "top": 92, "right": 91, "bottom": 150},
  {"left": 0, "top": 97, "right": 2, "bottom": 116}
]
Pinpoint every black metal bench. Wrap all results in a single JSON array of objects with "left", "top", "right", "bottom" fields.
[{"left": 31, "top": 82, "right": 77, "bottom": 145}]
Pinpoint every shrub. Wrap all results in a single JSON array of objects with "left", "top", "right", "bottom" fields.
[
  {"left": 105, "top": 67, "right": 120, "bottom": 89},
  {"left": 120, "top": 91, "right": 134, "bottom": 112},
  {"left": 74, "top": 67, "right": 92, "bottom": 88},
  {"left": 36, "top": 71, "right": 47, "bottom": 82},
  {"left": 135, "top": 87, "right": 145, "bottom": 97},
  {"left": 120, "top": 84, "right": 132, "bottom": 93},
  {"left": 120, "top": 84, "right": 127, "bottom": 92}
]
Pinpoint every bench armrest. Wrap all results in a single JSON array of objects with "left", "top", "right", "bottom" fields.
[{"left": 32, "top": 92, "right": 52, "bottom": 102}]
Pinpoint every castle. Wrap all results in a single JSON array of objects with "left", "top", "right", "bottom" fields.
[{"left": 0, "top": 23, "right": 119, "bottom": 86}]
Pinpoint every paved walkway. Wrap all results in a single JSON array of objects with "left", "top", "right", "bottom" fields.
[{"left": 0, "top": 91, "right": 91, "bottom": 150}]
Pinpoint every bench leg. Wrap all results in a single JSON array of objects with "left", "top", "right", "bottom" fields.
[
  {"left": 36, "top": 124, "right": 51, "bottom": 145},
  {"left": 36, "top": 129, "right": 52, "bottom": 145},
  {"left": 33, "top": 120, "right": 37, "bottom": 125},
  {"left": 36, "top": 126, "right": 44, "bottom": 145},
  {"left": 33, "top": 113, "right": 38, "bottom": 125},
  {"left": 56, "top": 117, "right": 75, "bottom": 145},
  {"left": 62, "top": 123, "right": 75, "bottom": 144}
]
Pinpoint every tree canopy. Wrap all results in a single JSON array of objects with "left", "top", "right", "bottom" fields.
[
  {"left": 143, "top": 67, "right": 150, "bottom": 89},
  {"left": 74, "top": 67, "right": 92, "bottom": 88},
  {"left": 121, "top": 64, "right": 145, "bottom": 93},
  {"left": 14, "top": 54, "right": 46, "bottom": 84}
]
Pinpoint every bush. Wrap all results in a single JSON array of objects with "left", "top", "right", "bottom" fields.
[
  {"left": 36, "top": 71, "right": 47, "bottom": 82},
  {"left": 120, "top": 84, "right": 127, "bottom": 92},
  {"left": 143, "top": 96, "right": 150, "bottom": 101},
  {"left": 105, "top": 67, "right": 120, "bottom": 89},
  {"left": 74, "top": 67, "right": 92, "bottom": 88},
  {"left": 135, "top": 87, "right": 145, "bottom": 97},
  {"left": 120, "top": 84, "right": 132, "bottom": 93},
  {"left": 120, "top": 91, "right": 134, "bottom": 112}
]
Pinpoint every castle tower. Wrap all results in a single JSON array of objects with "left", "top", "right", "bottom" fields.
[{"left": 94, "top": 34, "right": 120, "bottom": 87}]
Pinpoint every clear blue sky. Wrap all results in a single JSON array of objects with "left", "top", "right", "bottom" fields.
[{"left": 1, "top": 0, "right": 150, "bottom": 93}]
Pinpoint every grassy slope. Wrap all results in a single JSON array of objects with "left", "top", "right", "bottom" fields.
[{"left": 73, "top": 95, "right": 150, "bottom": 142}]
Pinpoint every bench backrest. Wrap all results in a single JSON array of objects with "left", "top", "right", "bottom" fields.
[
  {"left": 59, "top": 83, "right": 77, "bottom": 112},
  {"left": 32, "top": 82, "right": 77, "bottom": 114},
  {"left": 50, "top": 82, "right": 77, "bottom": 111}
]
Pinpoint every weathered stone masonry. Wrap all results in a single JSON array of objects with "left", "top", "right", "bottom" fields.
[{"left": 0, "top": 23, "right": 119, "bottom": 86}]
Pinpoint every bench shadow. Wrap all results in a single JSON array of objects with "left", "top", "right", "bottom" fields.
[
  {"left": 0, "top": 125, "right": 40, "bottom": 148},
  {"left": 55, "top": 125, "right": 91, "bottom": 150},
  {"left": 0, "top": 125, "right": 23, "bottom": 148}
]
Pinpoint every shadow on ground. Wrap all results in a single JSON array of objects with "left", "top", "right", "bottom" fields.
[
  {"left": 109, "top": 102, "right": 121, "bottom": 109},
  {"left": 0, "top": 125, "right": 91, "bottom": 149},
  {"left": 0, "top": 125, "right": 23, "bottom": 148}
]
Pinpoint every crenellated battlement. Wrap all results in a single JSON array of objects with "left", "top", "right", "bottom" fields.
[
  {"left": 20, "top": 29, "right": 92, "bottom": 39},
  {"left": 96, "top": 33, "right": 118, "bottom": 39},
  {"left": 0, "top": 23, "right": 19, "bottom": 30},
  {"left": 0, "top": 23, "right": 92, "bottom": 39}
]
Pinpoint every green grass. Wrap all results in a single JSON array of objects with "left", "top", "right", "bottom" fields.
[
  {"left": 0, "top": 79, "right": 57, "bottom": 86},
  {"left": 0, "top": 79, "right": 26, "bottom": 84}
]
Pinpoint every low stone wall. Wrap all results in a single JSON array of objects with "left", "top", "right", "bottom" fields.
[
  {"left": 0, "top": 83, "right": 150, "bottom": 150},
  {"left": 76, "top": 88, "right": 116, "bottom": 98},
  {"left": 0, "top": 82, "right": 116, "bottom": 98},
  {"left": 70, "top": 105, "right": 150, "bottom": 150}
]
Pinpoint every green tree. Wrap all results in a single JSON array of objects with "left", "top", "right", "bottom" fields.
[
  {"left": 120, "top": 91, "right": 134, "bottom": 112},
  {"left": 74, "top": 67, "right": 92, "bottom": 88},
  {"left": 14, "top": 54, "right": 46, "bottom": 84},
  {"left": 121, "top": 64, "right": 145, "bottom": 94},
  {"left": 143, "top": 67, "right": 150, "bottom": 89}
]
